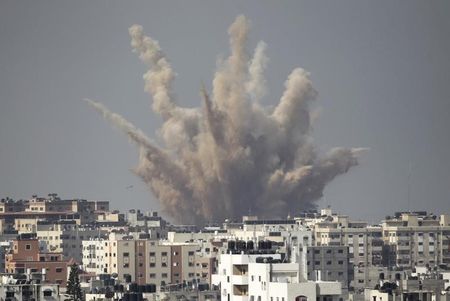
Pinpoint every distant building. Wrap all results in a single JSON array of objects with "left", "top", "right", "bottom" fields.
[
  {"left": 82, "top": 233, "right": 199, "bottom": 288},
  {"left": 5, "top": 234, "right": 73, "bottom": 286}
]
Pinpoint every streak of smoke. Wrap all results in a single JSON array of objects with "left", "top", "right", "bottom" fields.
[{"left": 87, "top": 15, "right": 365, "bottom": 224}]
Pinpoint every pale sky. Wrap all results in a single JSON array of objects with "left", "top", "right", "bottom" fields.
[{"left": 1, "top": 1, "right": 449, "bottom": 223}]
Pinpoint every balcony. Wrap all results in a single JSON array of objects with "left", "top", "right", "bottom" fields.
[
  {"left": 232, "top": 296, "right": 249, "bottom": 301},
  {"left": 233, "top": 285, "right": 248, "bottom": 297},
  {"left": 232, "top": 275, "right": 249, "bottom": 285},
  {"left": 233, "top": 264, "right": 248, "bottom": 276}
]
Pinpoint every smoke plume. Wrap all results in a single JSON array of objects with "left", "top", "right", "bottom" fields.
[{"left": 87, "top": 15, "right": 365, "bottom": 225}]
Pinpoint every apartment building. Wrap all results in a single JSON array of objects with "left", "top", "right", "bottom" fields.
[
  {"left": 0, "top": 195, "right": 110, "bottom": 227},
  {"left": 126, "top": 209, "right": 168, "bottom": 239},
  {"left": 306, "top": 245, "right": 349, "bottom": 290},
  {"left": 0, "top": 198, "right": 28, "bottom": 213},
  {"left": 82, "top": 234, "right": 199, "bottom": 287},
  {"left": 5, "top": 234, "right": 72, "bottom": 286},
  {"left": 36, "top": 220, "right": 106, "bottom": 261},
  {"left": 0, "top": 276, "right": 60, "bottom": 301},
  {"left": 212, "top": 253, "right": 342, "bottom": 301},
  {"left": 381, "top": 212, "right": 450, "bottom": 269}
]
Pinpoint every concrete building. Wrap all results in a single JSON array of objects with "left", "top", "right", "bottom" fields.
[
  {"left": 5, "top": 234, "right": 73, "bottom": 286},
  {"left": 36, "top": 220, "right": 106, "bottom": 261},
  {"left": 126, "top": 209, "right": 168, "bottom": 239},
  {"left": 306, "top": 245, "right": 350, "bottom": 290},
  {"left": 365, "top": 272, "right": 450, "bottom": 301},
  {"left": 381, "top": 212, "right": 450, "bottom": 269},
  {"left": 82, "top": 234, "right": 199, "bottom": 288},
  {"left": 0, "top": 195, "right": 110, "bottom": 228},
  {"left": 0, "top": 275, "right": 61, "bottom": 301},
  {"left": 212, "top": 253, "right": 342, "bottom": 301}
]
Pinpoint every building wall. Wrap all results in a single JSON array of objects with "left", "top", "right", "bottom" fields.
[
  {"left": 117, "top": 240, "right": 136, "bottom": 283},
  {"left": 307, "top": 245, "right": 349, "bottom": 289},
  {"left": 5, "top": 238, "right": 70, "bottom": 286},
  {"left": 145, "top": 241, "right": 171, "bottom": 286}
]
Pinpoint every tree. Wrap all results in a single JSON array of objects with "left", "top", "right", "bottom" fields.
[{"left": 67, "top": 263, "right": 83, "bottom": 301}]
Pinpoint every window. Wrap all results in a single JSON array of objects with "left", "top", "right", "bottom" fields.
[
  {"left": 162, "top": 273, "right": 168, "bottom": 278},
  {"left": 161, "top": 252, "right": 167, "bottom": 256},
  {"left": 150, "top": 252, "right": 155, "bottom": 256},
  {"left": 149, "top": 273, "right": 156, "bottom": 278},
  {"left": 150, "top": 263, "right": 156, "bottom": 267},
  {"left": 161, "top": 262, "right": 167, "bottom": 267},
  {"left": 26, "top": 244, "right": 31, "bottom": 250},
  {"left": 188, "top": 251, "right": 195, "bottom": 256},
  {"left": 56, "top": 268, "right": 63, "bottom": 273},
  {"left": 123, "top": 252, "right": 129, "bottom": 257}
]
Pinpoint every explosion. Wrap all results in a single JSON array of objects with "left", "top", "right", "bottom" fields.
[{"left": 86, "top": 16, "right": 365, "bottom": 225}]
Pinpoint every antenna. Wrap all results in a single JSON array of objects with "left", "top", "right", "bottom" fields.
[{"left": 407, "top": 163, "right": 412, "bottom": 212}]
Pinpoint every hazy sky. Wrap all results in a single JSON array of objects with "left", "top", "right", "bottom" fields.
[{"left": 1, "top": 1, "right": 449, "bottom": 223}]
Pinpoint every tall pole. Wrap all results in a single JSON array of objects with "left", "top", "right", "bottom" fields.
[{"left": 407, "top": 163, "right": 412, "bottom": 213}]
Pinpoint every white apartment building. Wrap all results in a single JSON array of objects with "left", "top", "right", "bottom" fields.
[{"left": 212, "top": 253, "right": 342, "bottom": 301}]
